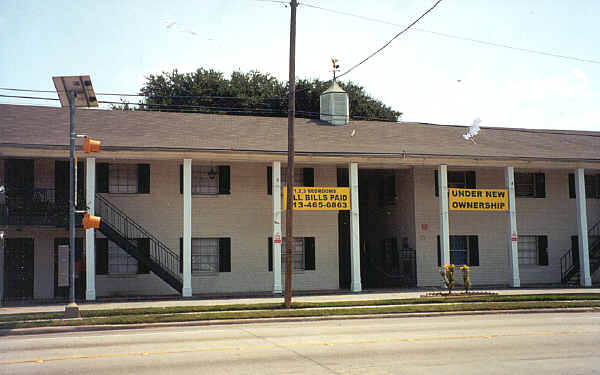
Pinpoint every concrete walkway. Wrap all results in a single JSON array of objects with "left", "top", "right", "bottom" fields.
[{"left": 2, "top": 287, "right": 599, "bottom": 315}]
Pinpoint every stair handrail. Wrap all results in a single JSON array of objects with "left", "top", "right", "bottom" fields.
[
  {"left": 560, "top": 217, "right": 600, "bottom": 283},
  {"left": 95, "top": 194, "right": 181, "bottom": 280},
  {"left": 560, "top": 247, "right": 576, "bottom": 284}
]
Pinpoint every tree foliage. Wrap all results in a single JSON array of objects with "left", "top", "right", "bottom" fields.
[{"left": 128, "top": 68, "right": 401, "bottom": 121}]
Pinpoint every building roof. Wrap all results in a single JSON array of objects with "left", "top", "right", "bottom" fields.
[
  {"left": 1, "top": 104, "right": 600, "bottom": 162},
  {"left": 322, "top": 81, "right": 346, "bottom": 94}
]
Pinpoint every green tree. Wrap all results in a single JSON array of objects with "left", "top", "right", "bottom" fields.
[{"left": 132, "top": 68, "right": 401, "bottom": 121}]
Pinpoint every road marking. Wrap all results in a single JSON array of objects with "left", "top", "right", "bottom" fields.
[{"left": 1, "top": 329, "right": 599, "bottom": 366}]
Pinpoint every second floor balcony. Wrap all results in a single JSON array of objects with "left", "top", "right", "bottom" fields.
[{"left": 0, "top": 187, "right": 84, "bottom": 227}]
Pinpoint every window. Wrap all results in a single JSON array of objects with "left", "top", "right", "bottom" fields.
[
  {"left": 267, "top": 167, "right": 314, "bottom": 194},
  {"left": 268, "top": 236, "right": 316, "bottom": 271},
  {"left": 90, "top": 238, "right": 150, "bottom": 275},
  {"left": 179, "top": 237, "right": 231, "bottom": 273},
  {"left": 97, "top": 163, "right": 150, "bottom": 194},
  {"left": 518, "top": 235, "right": 548, "bottom": 266},
  {"left": 109, "top": 164, "right": 137, "bottom": 194},
  {"left": 585, "top": 175, "right": 600, "bottom": 198},
  {"left": 435, "top": 170, "right": 476, "bottom": 196},
  {"left": 281, "top": 168, "right": 305, "bottom": 191},
  {"left": 515, "top": 172, "right": 546, "bottom": 198},
  {"left": 192, "top": 166, "right": 219, "bottom": 195},
  {"left": 449, "top": 236, "right": 468, "bottom": 266},
  {"left": 192, "top": 238, "right": 219, "bottom": 273},
  {"left": 437, "top": 235, "right": 479, "bottom": 266},
  {"left": 180, "top": 165, "right": 230, "bottom": 195},
  {"left": 108, "top": 239, "right": 138, "bottom": 274},
  {"left": 281, "top": 237, "right": 305, "bottom": 271},
  {"left": 569, "top": 173, "right": 600, "bottom": 199}
]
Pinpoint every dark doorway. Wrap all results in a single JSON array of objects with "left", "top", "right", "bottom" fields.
[
  {"left": 337, "top": 168, "right": 351, "bottom": 289},
  {"left": 359, "top": 169, "right": 416, "bottom": 289},
  {"left": 337, "top": 167, "right": 417, "bottom": 289},
  {"left": 54, "top": 237, "right": 85, "bottom": 300},
  {"left": 4, "top": 238, "right": 35, "bottom": 300}
]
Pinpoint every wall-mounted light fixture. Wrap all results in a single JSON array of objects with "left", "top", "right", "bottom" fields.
[{"left": 208, "top": 166, "right": 217, "bottom": 180}]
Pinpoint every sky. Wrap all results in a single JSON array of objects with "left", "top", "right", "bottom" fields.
[{"left": 1, "top": 0, "right": 599, "bottom": 131}]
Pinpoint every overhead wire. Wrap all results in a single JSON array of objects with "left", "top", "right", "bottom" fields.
[
  {"left": 299, "top": 2, "right": 600, "bottom": 65},
  {"left": 336, "top": 0, "right": 444, "bottom": 80}
]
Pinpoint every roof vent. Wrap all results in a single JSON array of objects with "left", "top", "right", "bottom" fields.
[{"left": 320, "top": 81, "right": 349, "bottom": 126}]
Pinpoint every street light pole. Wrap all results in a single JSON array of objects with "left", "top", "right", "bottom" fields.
[
  {"left": 65, "top": 90, "right": 81, "bottom": 318},
  {"left": 52, "top": 75, "right": 98, "bottom": 319},
  {"left": 284, "top": 0, "right": 298, "bottom": 309}
]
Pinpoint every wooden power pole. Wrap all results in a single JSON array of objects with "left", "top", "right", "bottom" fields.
[{"left": 284, "top": 0, "right": 297, "bottom": 309}]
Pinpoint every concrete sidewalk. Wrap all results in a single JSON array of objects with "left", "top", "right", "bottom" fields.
[{"left": 2, "top": 287, "right": 599, "bottom": 315}]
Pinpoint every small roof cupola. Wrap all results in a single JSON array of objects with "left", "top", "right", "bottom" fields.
[{"left": 320, "top": 58, "right": 349, "bottom": 125}]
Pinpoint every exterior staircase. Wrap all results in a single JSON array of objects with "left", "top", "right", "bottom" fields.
[
  {"left": 561, "top": 219, "right": 600, "bottom": 286},
  {"left": 95, "top": 194, "right": 183, "bottom": 293}
]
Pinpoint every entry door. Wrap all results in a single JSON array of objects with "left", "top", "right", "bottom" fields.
[
  {"left": 54, "top": 238, "right": 85, "bottom": 299},
  {"left": 4, "top": 238, "right": 34, "bottom": 300}
]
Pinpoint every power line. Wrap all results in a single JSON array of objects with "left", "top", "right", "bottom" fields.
[
  {"left": 336, "top": 0, "right": 443, "bottom": 80},
  {"left": 300, "top": 2, "right": 600, "bottom": 66},
  {"left": 0, "top": 87, "right": 287, "bottom": 100}
]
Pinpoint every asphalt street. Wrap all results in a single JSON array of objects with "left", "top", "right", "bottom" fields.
[{"left": 1, "top": 312, "right": 599, "bottom": 374}]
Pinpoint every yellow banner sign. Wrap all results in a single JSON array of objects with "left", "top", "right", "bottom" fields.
[
  {"left": 448, "top": 188, "right": 508, "bottom": 211},
  {"left": 283, "top": 187, "right": 350, "bottom": 210}
]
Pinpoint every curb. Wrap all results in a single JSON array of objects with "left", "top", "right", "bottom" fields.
[{"left": 1, "top": 307, "right": 597, "bottom": 337}]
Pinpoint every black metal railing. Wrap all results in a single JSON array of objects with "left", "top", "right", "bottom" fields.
[
  {"left": 560, "top": 218, "right": 600, "bottom": 284},
  {"left": 95, "top": 194, "right": 182, "bottom": 289},
  {"left": 0, "top": 187, "right": 85, "bottom": 226}
]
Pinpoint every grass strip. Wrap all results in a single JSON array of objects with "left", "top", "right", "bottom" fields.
[
  {"left": 1, "top": 300, "right": 599, "bottom": 330},
  {"left": 1, "top": 294, "right": 600, "bottom": 323}
]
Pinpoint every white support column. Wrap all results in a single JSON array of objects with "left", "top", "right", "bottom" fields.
[
  {"left": 272, "top": 161, "right": 282, "bottom": 294},
  {"left": 505, "top": 166, "right": 520, "bottom": 287},
  {"left": 0, "top": 232, "right": 4, "bottom": 306},
  {"left": 438, "top": 165, "right": 450, "bottom": 267},
  {"left": 575, "top": 168, "right": 592, "bottom": 287},
  {"left": 85, "top": 157, "right": 96, "bottom": 300},
  {"left": 182, "top": 159, "right": 193, "bottom": 297},
  {"left": 349, "top": 162, "right": 362, "bottom": 292}
]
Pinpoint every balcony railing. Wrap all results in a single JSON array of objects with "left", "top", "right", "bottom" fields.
[{"left": 0, "top": 187, "right": 85, "bottom": 226}]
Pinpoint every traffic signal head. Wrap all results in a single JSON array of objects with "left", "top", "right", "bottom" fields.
[
  {"left": 83, "top": 137, "right": 101, "bottom": 153},
  {"left": 82, "top": 213, "right": 101, "bottom": 229}
]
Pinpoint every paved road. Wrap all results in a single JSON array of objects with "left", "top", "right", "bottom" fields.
[{"left": 1, "top": 312, "right": 599, "bottom": 374}]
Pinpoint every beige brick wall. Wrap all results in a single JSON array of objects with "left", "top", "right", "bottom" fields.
[
  {"left": 97, "top": 160, "right": 339, "bottom": 296},
  {"left": 413, "top": 166, "right": 600, "bottom": 287},
  {"left": 2, "top": 158, "right": 599, "bottom": 299}
]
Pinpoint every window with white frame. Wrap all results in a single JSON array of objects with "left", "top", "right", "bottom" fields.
[
  {"left": 518, "top": 236, "right": 538, "bottom": 265},
  {"left": 191, "top": 166, "right": 219, "bottom": 195},
  {"left": 108, "top": 240, "right": 138, "bottom": 274},
  {"left": 191, "top": 238, "right": 219, "bottom": 273},
  {"left": 281, "top": 237, "right": 305, "bottom": 271},
  {"left": 109, "top": 164, "right": 137, "bottom": 194}
]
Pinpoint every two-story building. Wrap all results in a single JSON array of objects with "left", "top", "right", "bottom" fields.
[{"left": 1, "top": 97, "right": 599, "bottom": 302}]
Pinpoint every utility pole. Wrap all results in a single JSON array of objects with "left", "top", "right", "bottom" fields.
[{"left": 284, "top": 0, "right": 297, "bottom": 309}]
